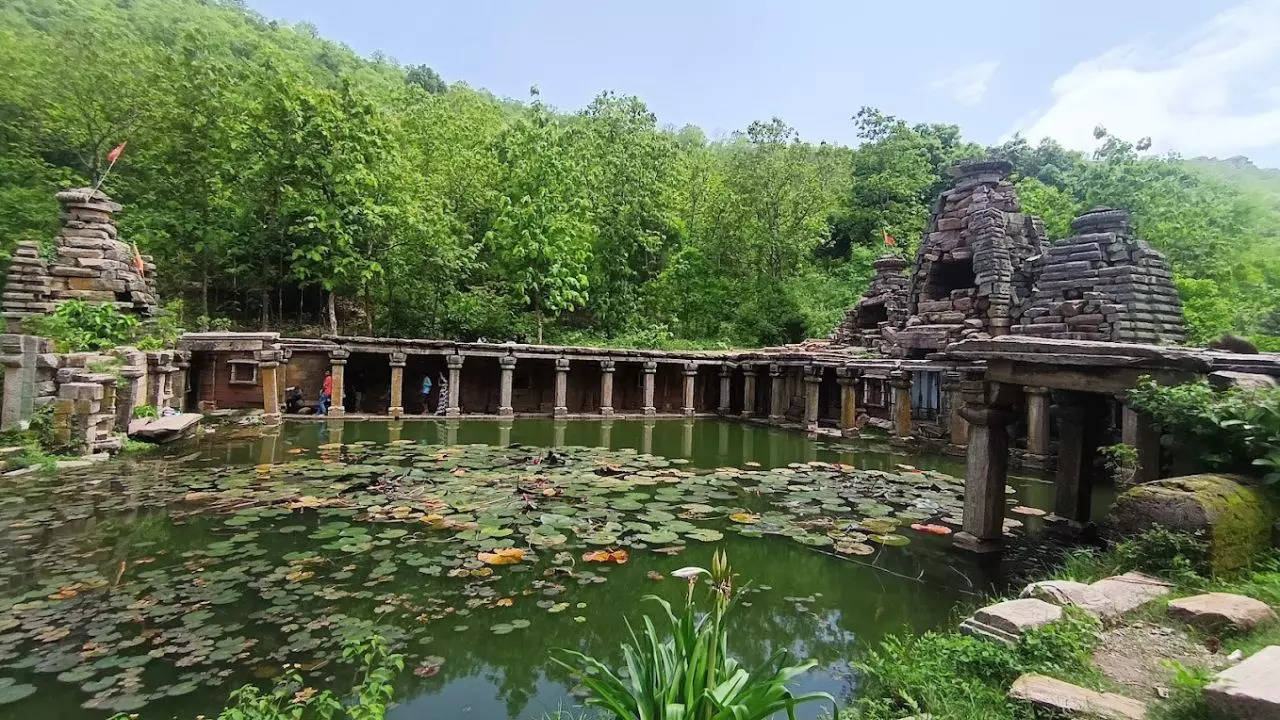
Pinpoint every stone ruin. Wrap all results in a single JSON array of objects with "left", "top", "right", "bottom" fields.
[
  {"left": 1012, "top": 208, "right": 1185, "bottom": 344},
  {"left": 2, "top": 188, "right": 159, "bottom": 332},
  {"left": 830, "top": 255, "right": 908, "bottom": 352},
  {"left": 893, "top": 159, "right": 1046, "bottom": 357},
  {"left": 832, "top": 159, "right": 1187, "bottom": 354}
]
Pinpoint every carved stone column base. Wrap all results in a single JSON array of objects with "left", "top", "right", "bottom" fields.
[
  {"left": 389, "top": 406, "right": 403, "bottom": 419},
  {"left": 600, "top": 407, "right": 614, "bottom": 417},
  {"left": 682, "top": 406, "right": 695, "bottom": 417},
  {"left": 553, "top": 406, "right": 568, "bottom": 418},
  {"left": 953, "top": 531, "right": 1002, "bottom": 553},
  {"left": 498, "top": 406, "right": 514, "bottom": 417},
  {"left": 642, "top": 407, "right": 656, "bottom": 416}
]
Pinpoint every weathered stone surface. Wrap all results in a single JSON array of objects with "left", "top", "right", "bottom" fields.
[
  {"left": 1204, "top": 646, "right": 1280, "bottom": 719},
  {"left": 1008, "top": 673, "right": 1146, "bottom": 719},
  {"left": 1108, "top": 474, "right": 1275, "bottom": 575},
  {"left": 960, "top": 598, "right": 1063, "bottom": 644},
  {"left": 1088, "top": 572, "right": 1173, "bottom": 616},
  {"left": 129, "top": 412, "right": 202, "bottom": 443},
  {"left": 1167, "top": 593, "right": 1277, "bottom": 634},
  {"left": 1021, "top": 580, "right": 1118, "bottom": 618}
]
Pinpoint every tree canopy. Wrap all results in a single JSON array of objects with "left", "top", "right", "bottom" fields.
[{"left": 1, "top": 0, "right": 1276, "bottom": 349}]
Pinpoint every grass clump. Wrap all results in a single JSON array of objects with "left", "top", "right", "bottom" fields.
[
  {"left": 1058, "top": 527, "right": 1210, "bottom": 585},
  {"left": 846, "top": 607, "right": 1101, "bottom": 720}
]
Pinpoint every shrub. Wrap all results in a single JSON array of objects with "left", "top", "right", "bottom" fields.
[
  {"left": 23, "top": 300, "right": 140, "bottom": 352},
  {"left": 553, "top": 550, "right": 835, "bottom": 720},
  {"left": 1059, "top": 528, "right": 1209, "bottom": 585},
  {"left": 1127, "top": 378, "right": 1280, "bottom": 483},
  {"left": 131, "top": 404, "right": 159, "bottom": 420}
]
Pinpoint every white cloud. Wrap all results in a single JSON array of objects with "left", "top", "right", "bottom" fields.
[
  {"left": 1012, "top": 0, "right": 1280, "bottom": 158},
  {"left": 931, "top": 60, "right": 999, "bottom": 106}
]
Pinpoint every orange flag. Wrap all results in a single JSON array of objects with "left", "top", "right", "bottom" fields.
[
  {"left": 882, "top": 228, "right": 896, "bottom": 246},
  {"left": 106, "top": 142, "right": 127, "bottom": 165},
  {"left": 132, "top": 243, "right": 146, "bottom": 276}
]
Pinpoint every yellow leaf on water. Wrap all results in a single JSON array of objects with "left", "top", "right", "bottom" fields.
[
  {"left": 729, "top": 512, "right": 760, "bottom": 524},
  {"left": 478, "top": 548, "right": 526, "bottom": 566}
]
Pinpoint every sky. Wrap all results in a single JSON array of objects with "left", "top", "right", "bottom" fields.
[{"left": 245, "top": 0, "right": 1280, "bottom": 167}]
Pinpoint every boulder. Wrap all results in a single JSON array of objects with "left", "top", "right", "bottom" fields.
[
  {"left": 1167, "top": 592, "right": 1277, "bottom": 634},
  {"left": 1008, "top": 673, "right": 1147, "bottom": 719},
  {"left": 1108, "top": 474, "right": 1275, "bottom": 574},
  {"left": 960, "top": 598, "right": 1062, "bottom": 645},
  {"left": 1204, "top": 645, "right": 1280, "bottom": 719},
  {"left": 129, "top": 413, "right": 203, "bottom": 443}
]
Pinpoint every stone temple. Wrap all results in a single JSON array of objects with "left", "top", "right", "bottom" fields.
[{"left": 831, "top": 159, "right": 1185, "bottom": 355}]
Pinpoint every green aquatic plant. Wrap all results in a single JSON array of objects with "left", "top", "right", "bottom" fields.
[{"left": 553, "top": 550, "right": 835, "bottom": 720}]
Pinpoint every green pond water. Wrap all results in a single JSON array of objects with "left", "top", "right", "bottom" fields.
[{"left": 0, "top": 418, "right": 1082, "bottom": 719}]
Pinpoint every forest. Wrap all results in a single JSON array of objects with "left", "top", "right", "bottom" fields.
[{"left": 2, "top": 0, "right": 1278, "bottom": 349}]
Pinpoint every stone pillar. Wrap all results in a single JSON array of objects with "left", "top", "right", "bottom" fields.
[
  {"left": 945, "top": 371, "right": 971, "bottom": 446},
  {"left": 328, "top": 349, "right": 349, "bottom": 418},
  {"left": 1025, "top": 386, "right": 1051, "bottom": 457},
  {"left": 388, "top": 351, "right": 406, "bottom": 419},
  {"left": 1121, "top": 402, "right": 1161, "bottom": 484},
  {"left": 115, "top": 365, "right": 146, "bottom": 430},
  {"left": 741, "top": 366, "right": 757, "bottom": 418},
  {"left": 641, "top": 360, "right": 657, "bottom": 416},
  {"left": 1053, "top": 394, "right": 1104, "bottom": 525},
  {"left": 599, "top": 359, "right": 615, "bottom": 416},
  {"left": 681, "top": 362, "right": 697, "bottom": 416},
  {"left": 276, "top": 347, "right": 291, "bottom": 411},
  {"left": 553, "top": 357, "right": 570, "bottom": 417},
  {"left": 803, "top": 365, "right": 821, "bottom": 431},
  {"left": 682, "top": 418, "right": 694, "bottom": 457},
  {"left": 256, "top": 349, "right": 281, "bottom": 425},
  {"left": 889, "top": 369, "right": 913, "bottom": 440},
  {"left": 954, "top": 387, "right": 1016, "bottom": 553},
  {"left": 173, "top": 354, "right": 190, "bottom": 413},
  {"left": 445, "top": 354, "right": 463, "bottom": 416},
  {"left": 768, "top": 364, "right": 785, "bottom": 424},
  {"left": 0, "top": 335, "right": 35, "bottom": 432},
  {"left": 836, "top": 367, "right": 859, "bottom": 436},
  {"left": 498, "top": 355, "right": 516, "bottom": 416},
  {"left": 718, "top": 363, "right": 733, "bottom": 415}
]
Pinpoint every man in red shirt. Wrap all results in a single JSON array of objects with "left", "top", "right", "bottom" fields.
[{"left": 319, "top": 370, "right": 333, "bottom": 415}]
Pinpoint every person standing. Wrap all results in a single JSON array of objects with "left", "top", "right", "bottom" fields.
[
  {"left": 434, "top": 372, "right": 448, "bottom": 415},
  {"left": 420, "top": 373, "right": 433, "bottom": 415},
  {"left": 318, "top": 370, "right": 333, "bottom": 415}
]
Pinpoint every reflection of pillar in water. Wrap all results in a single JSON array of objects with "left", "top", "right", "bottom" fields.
[
  {"left": 742, "top": 425, "right": 754, "bottom": 464},
  {"left": 599, "top": 418, "right": 613, "bottom": 448},
  {"left": 768, "top": 428, "right": 781, "bottom": 468},
  {"left": 498, "top": 419, "right": 513, "bottom": 447},
  {"left": 258, "top": 427, "right": 280, "bottom": 465},
  {"left": 718, "top": 421, "right": 728, "bottom": 457},
  {"left": 804, "top": 435, "right": 817, "bottom": 463},
  {"left": 642, "top": 419, "right": 655, "bottom": 454},
  {"left": 445, "top": 419, "right": 459, "bottom": 446},
  {"left": 326, "top": 418, "right": 344, "bottom": 447},
  {"left": 681, "top": 419, "right": 694, "bottom": 457},
  {"left": 388, "top": 419, "right": 403, "bottom": 444},
  {"left": 552, "top": 419, "right": 567, "bottom": 447}
]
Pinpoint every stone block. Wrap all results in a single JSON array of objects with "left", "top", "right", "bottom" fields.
[
  {"left": 1204, "top": 646, "right": 1280, "bottom": 719},
  {"left": 1167, "top": 593, "right": 1277, "bottom": 634},
  {"left": 968, "top": 598, "right": 1062, "bottom": 640},
  {"left": 1109, "top": 474, "right": 1275, "bottom": 574},
  {"left": 1008, "top": 673, "right": 1146, "bottom": 719},
  {"left": 1087, "top": 573, "right": 1172, "bottom": 616},
  {"left": 1021, "top": 580, "right": 1118, "bottom": 619}
]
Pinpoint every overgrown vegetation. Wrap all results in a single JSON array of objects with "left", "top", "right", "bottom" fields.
[
  {"left": 1, "top": 0, "right": 1277, "bottom": 347},
  {"left": 1128, "top": 378, "right": 1280, "bottom": 483},
  {"left": 19, "top": 299, "right": 183, "bottom": 352},
  {"left": 553, "top": 551, "right": 835, "bottom": 720}
]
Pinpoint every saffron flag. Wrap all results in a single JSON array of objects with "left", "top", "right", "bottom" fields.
[
  {"left": 106, "top": 142, "right": 127, "bottom": 165},
  {"left": 132, "top": 243, "right": 146, "bottom": 276},
  {"left": 882, "top": 228, "right": 896, "bottom": 246}
]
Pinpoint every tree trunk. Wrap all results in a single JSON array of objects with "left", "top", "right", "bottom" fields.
[
  {"left": 260, "top": 287, "right": 269, "bottom": 330},
  {"left": 327, "top": 290, "right": 338, "bottom": 336},
  {"left": 201, "top": 269, "right": 209, "bottom": 319},
  {"left": 536, "top": 309, "right": 544, "bottom": 344}
]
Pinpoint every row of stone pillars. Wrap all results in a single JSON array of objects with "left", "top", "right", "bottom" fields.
[{"left": 955, "top": 381, "right": 1161, "bottom": 552}]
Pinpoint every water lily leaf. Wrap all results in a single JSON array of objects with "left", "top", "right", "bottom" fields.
[
  {"left": 0, "top": 682, "right": 35, "bottom": 704},
  {"left": 684, "top": 528, "right": 723, "bottom": 542}
]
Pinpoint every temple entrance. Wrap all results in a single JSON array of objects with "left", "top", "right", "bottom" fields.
[
  {"left": 925, "top": 258, "right": 975, "bottom": 301},
  {"left": 858, "top": 302, "right": 888, "bottom": 328}
]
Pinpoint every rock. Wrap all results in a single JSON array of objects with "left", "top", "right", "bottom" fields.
[
  {"left": 1204, "top": 645, "right": 1280, "bottom": 719},
  {"left": 1108, "top": 474, "right": 1275, "bottom": 575},
  {"left": 1021, "top": 580, "right": 1118, "bottom": 619},
  {"left": 1088, "top": 572, "right": 1173, "bottom": 616},
  {"left": 129, "top": 413, "right": 203, "bottom": 443},
  {"left": 1008, "top": 673, "right": 1147, "bottom": 719},
  {"left": 960, "top": 598, "right": 1062, "bottom": 644},
  {"left": 1167, "top": 593, "right": 1277, "bottom": 634},
  {"left": 1207, "top": 371, "right": 1278, "bottom": 391}
]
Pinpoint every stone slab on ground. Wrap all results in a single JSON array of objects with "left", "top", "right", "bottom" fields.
[
  {"left": 1204, "top": 645, "right": 1280, "bottom": 719},
  {"left": 129, "top": 413, "right": 203, "bottom": 443},
  {"left": 1008, "top": 673, "right": 1147, "bottom": 719},
  {"left": 1167, "top": 593, "right": 1278, "bottom": 634},
  {"left": 960, "top": 598, "right": 1062, "bottom": 644},
  {"left": 55, "top": 453, "right": 109, "bottom": 469},
  {"left": 1022, "top": 572, "right": 1172, "bottom": 620}
]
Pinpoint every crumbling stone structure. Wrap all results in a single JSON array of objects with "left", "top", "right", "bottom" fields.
[
  {"left": 830, "top": 255, "right": 908, "bottom": 352},
  {"left": 893, "top": 160, "right": 1046, "bottom": 357},
  {"left": 2, "top": 188, "right": 158, "bottom": 331},
  {"left": 1013, "top": 208, "right": 1185, "bottom": 344}
]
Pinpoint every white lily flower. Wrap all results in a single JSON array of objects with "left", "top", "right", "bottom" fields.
[{"left": 670, "top": 566, "right": 708, "bottom": 579}]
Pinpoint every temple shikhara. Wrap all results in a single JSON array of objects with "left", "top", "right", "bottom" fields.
[{"left": 2, "top": 163, "right": 1277, "bottom": 554}]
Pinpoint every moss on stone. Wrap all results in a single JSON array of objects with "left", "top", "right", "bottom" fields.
[{"left": 1109, "top": 474, "right": 1274, "bottom": 575}]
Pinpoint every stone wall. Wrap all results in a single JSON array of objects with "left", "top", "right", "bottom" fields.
[
  {"left": 2, "top": 188, "right": 158, "bottom": 332},
  {"left": 1013, "top": 208, "right": 1186, "bottom": 345},
  {"left": 895, "top": 160, "right": 1046, "bottom": 356}
]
